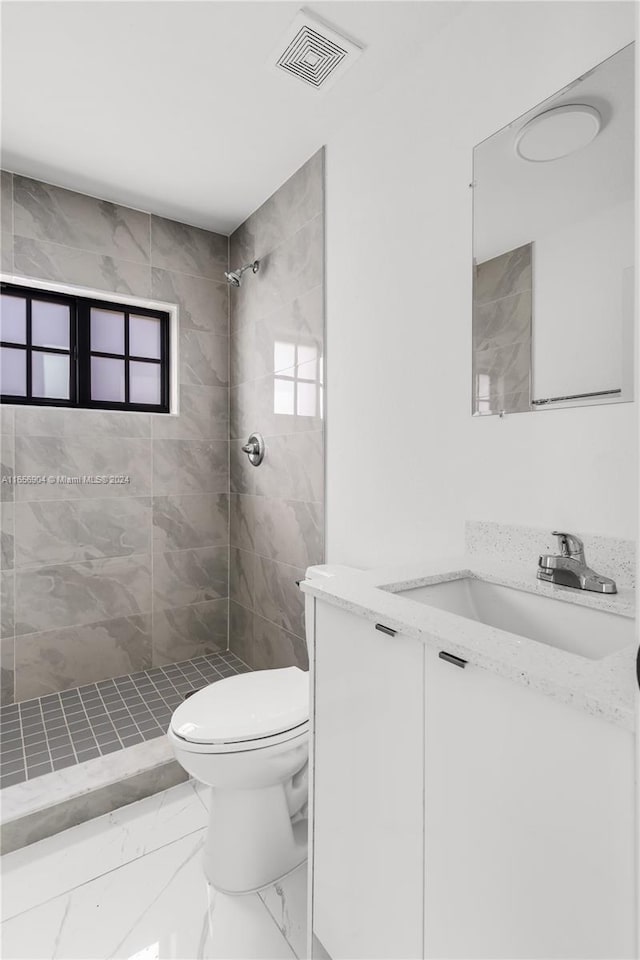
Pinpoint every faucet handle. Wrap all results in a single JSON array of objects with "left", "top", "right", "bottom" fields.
[{"left": 551, "top": 531, "right": 585, "bottom": 562}]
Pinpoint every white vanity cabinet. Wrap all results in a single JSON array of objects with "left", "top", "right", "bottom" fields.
[
  {"left": 311, "top": 599, "right": 425, "bottom": 960},
  {"left": 310, "top": 598, "right": 637, "bottom": 960},
  {"left": 424, "top": 645, "right": 636, "bottom": 959}
]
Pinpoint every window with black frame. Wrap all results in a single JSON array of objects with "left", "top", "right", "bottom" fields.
[{"left": 0, "top": 284, "right": 170, "bottom": 412}]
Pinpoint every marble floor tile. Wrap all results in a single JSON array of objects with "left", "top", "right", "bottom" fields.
[
  {"left": 259, "top": 863, "right": 308, "bottom": 960},
  {"left": 1, "top": 816, "right": 295, "bottom": 959},
  {"left": 0, "top": 780, "right": 208, "bottom": 922}
]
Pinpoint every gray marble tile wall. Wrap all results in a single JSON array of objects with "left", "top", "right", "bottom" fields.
[
  {"left": 472, "top": 242, "right": 532, "bottom": 416},
  {"left": 228, "top": 150, "right": 325, "bottom": 670},
  {"left": 0, "top": 173, "right": 230, "bottom": 702}
]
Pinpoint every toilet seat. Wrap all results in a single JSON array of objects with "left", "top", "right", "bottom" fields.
[{"left": 170, "top": 666, "right": 309, "bottom": 752}]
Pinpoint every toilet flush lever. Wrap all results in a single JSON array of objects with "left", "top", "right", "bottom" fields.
[{"left": 241, "top": 433, "right": 265, "bottom": 466}]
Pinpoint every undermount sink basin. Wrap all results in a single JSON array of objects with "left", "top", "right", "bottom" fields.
[{"left": 394, "top": 577, "right": 634, "bottom": 660}]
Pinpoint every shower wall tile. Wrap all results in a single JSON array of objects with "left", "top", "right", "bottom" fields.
[
  {"left": 1, "top": 635, "right": 15, "bottom": 705},
  {"left": 229, "top": 601, "right": 307, "bottom": 671},
  {"left": 253, "top": 555, "right": 305, "bottom": 639},
  {"left": 14, "top": 237, "right": 152, "bottom": 297},
  {"left": 253, "top": 365, "right": 323, "bottom": 436},
  {"left": 152, "top": 494, "right": 228, "bottom": 553},
  {"left": 152, "top": 545, "right": 228, "bottom": 610},
  {"left": 229, "top": 381, "right": 255, "bottom": 440},
  {"left": 1, "top": 405, "right": 15, "bottom": 435},
  {"left": 13, "top": 176, "right": 151, "bottom": 263},
  {"left": 152, "top": 385, "right": 228, "bottom": 441},
  {"left": 1, "top": 232, "right": 13, "bottom": 272},
  {"left": 1, "top": 434, "right": 15, "bottom": 502},
  {"left": 229, "top": 546, "right": 254, "bottom": 609},
  {"left": 14, "top": 614, "right": 152, "bottom": 701},
  {"left": 14, "top": 407, "right": 151, "bottom": 439},
  {"left": 15, "top": 554, "right": 152, "bottom": 635},
  {"left": 230, "top": 150, "right": 323, "bottom": 269},
  {"left": 228, "top": 600, "right": 252, "bottom": 660},
  {"left": 231, "top": 215, "right": 323, "bottom": 331},
  {"left": 152, "top": 599, "right": 228, "bottom": 666},
  {"left": 230, "top": 285, "right": 323, "bottom": 385},
  {"left": 255, "top": 431, "right": 324, "bottom": 503},
  {"left": 150, "top": 216, "right": 227, "bottom": 280},
  {"left": 14, "top": 436, "right": 151, "bottom": 500},
  {"left": 2, "top": 170, "right": 231, "bottom": 697},
  {"left": 252, "top": 612, "right": 308, "bottom": 670},
  {"left": 152, "top": 440, "right": 228, "bottom": 496},
  {"left": 229, "top": 150, "right": 324, "bottom": 669},
  {"left": 254, "top": 498, "right": 322, "bottom": 569},
  {"left": 1, "top": 570, "right": 15, "bottom": 639},
  {"left": 14, "top": 498, "right": 151, "bottom": 568},
  {"left": 1, "top": 170, "right": 13, "bottom": 233},
  {"left": 151, "top": 267, "right": 228, "bottom": 336},
  {"left": 229, "top": 494, "right": 256, "bottom": 553},
  {"left": 1, "top": 502, "right": 15, "bottom": 569},
  {"left": 254, "top": 285, "right": 323, "bottom": 376},
  {"left": 179, "top": 330, "right": 229, "bottom": 387}
]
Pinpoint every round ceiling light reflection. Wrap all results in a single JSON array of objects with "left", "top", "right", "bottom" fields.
[{"left": 514, "top": 104, "right": 602, "bottom": 162}]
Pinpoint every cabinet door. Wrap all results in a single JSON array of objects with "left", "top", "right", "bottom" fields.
[
  {"left": 424, "top": 646, "right": 636, "bottom": 959},
  {"left": 312, "top": 601, "right": 425, "bottom": 960}
]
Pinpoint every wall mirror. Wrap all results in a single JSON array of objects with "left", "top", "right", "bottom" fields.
[{"left": 472, "top": 43, "right": 635, "bottom": 416}]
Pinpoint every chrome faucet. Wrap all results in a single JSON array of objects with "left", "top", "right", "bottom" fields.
[{"left": 537, "top": 531, "right": 617, "bottom": 594}]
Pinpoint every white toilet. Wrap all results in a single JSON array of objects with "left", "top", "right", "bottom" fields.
[{"left": 168, "top": 563, "right": 356, "bottom": 894}]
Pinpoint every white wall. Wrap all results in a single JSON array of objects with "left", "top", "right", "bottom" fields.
[{"left": 325, "top": 1, "right": 637, "bottom": 568}]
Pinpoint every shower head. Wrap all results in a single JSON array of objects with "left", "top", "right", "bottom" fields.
[{"left": 224, "top": 260, "right": 260, "bottom": 287}]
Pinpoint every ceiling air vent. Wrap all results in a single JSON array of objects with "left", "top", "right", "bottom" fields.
[{"left": 271, "top": 9, "right": 364, "bottom": 92}]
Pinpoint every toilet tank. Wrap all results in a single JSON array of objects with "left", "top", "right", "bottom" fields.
[{"left": 303, "top": 564, "right": 360, "bottom": 653}]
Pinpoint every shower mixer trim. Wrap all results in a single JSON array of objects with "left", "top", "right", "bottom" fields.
[{"left": 242, "top": 432, "right": 265, "bottom": 466}]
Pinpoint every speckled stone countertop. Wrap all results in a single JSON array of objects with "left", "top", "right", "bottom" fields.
[{"left": 301, "top": 556, "right": 637, "bottom": 732}]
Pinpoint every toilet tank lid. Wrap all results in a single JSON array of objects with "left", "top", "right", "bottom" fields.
[
  {"left": 305, "top": 564, "right": 360, "bottom": 580},
  {"left": 170, "top": 667, "right": 309, "bottom": 745}
]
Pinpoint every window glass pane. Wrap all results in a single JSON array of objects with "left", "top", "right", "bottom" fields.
[
  {"left": 0, "top": 295, "right": 26, "bottom": 344},
  {"left": 91, "top": 356, "right": 125, "bottom": 402},
  {"left": 32, "top": 351, "right": 69, "bottom": 400},
  {"left": 297, "top": 381, "right": 317, "bottom": 417},
  {"left": 130, "top": 361, "right": 161, "bottom": 405},
  {"left": 274, "top": 377, "right": 294, "bottom": 415},
  {"left": 91, "top": 308, "right": 125, "bottom": 354},
  {"left": 32, "top": 300, "right": 70, "bottom": 349},
  {"left": 130, "top": 316, "right": 161, "bottom": 359},
  {"left": 1, "top": 347, "right": 26, "bottom": 396},
  {"left": 274, "top": 341, "right": 296, "bottom": 371}
]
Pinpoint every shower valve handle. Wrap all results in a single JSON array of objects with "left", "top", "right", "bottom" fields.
[{"left": 242, "top": 433, "right": 265, "bottom": 467}]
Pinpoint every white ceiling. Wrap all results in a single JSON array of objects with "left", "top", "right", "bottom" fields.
[{"left": 1, "top": 1, "right": 464, "bottom": 234}]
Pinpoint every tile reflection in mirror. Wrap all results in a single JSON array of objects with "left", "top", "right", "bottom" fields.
[{"left": 472, "top": 242, "right": 532, "bottom": 416}]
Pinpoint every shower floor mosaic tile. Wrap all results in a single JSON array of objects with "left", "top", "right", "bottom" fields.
[{"left": 0, "top": 652, "right": 250, "bottom": 790}]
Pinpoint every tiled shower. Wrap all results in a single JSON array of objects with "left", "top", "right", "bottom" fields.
[{"left": 0, "top": 152, "right": 324, "bottom": 751}]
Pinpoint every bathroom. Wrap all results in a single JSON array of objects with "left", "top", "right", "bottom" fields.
[{"left": 0, "top": 1, "right": 637, "bottom": 957}]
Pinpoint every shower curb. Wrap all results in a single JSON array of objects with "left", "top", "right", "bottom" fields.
[{"left": 0, "top": 738, "right": 185, "bottom": 854}]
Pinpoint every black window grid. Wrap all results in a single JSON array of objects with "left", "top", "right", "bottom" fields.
[{"left": 1, "top": 284, "right": 170, "bottom": 413}]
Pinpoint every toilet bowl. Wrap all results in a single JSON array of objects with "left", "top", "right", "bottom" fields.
[
  {"left": 169, "top": 666, "right": 309, "bottom": 894},
  {"left": 169, "top": 564, "right": 359, "bottom": 894}
]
